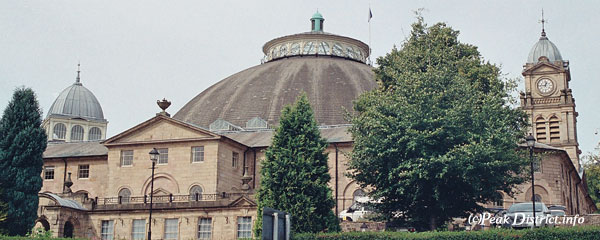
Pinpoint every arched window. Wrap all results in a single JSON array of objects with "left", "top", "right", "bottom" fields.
[
  {"left": 71, "top": 125, "right": 84, "bottom": 141},
  {"left": 88, "top": 127, "right": 102, "bottom": 141},
  {"left": 535, "top": 117, "right": 546, "bottom": 142},
  {"left": 189, "top": 185, "right": 203, "bottom": 201},
  {"left": 53, "top": 123, "right": 66, "bottom": 139},
  {"left": 352, "top": 189, "right": 366, "bottom": 204},
  {"left": 118, "top": 188, "right": 131, "bottom": 204},
  {"left": 548, "top": 116, "right": 560, "bottom": 143},
  {"left": 534, "top": 194, "right": 542, "bottom": 202}
]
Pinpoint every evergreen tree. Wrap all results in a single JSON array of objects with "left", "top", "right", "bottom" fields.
[
  {"left": 0, "top": 88, "right": 47, "bottom": 235},
  {"left": 349, "top": 16, "right": 529, "bottom": 231},
  {"left": 254, "top": 93, "right": 339, "bottom": 236}
]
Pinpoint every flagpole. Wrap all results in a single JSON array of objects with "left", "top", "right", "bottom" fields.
[{"left": 368, "top": 4, "right": 372, "bottom": 65}]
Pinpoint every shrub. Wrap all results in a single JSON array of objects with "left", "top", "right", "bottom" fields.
[{"left": 292, "top": 226, "right": 600, "bottom": 240}]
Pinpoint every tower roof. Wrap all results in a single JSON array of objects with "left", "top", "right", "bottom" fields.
[
  {"left": 47, "top": 66, "right": 106, "bottom": 121},
  {"left": 311, "top": 11, "right": 324, "bottom": 20},
  {"left": 527, "top": 32, "right": 563, "bottom": 64}
]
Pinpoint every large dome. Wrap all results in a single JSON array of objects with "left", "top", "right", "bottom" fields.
[
  {"left": 527, "top": 31, "right": 563, "bottom": 63},
  {"left": 47, "top": 72, "right": 105, "bottom": 121},
  {"left": 174, "top": 56, "right": 375, "bottom": 128},
  {"left": 175, "top": 13, "right": 376, "bottom": 129}
]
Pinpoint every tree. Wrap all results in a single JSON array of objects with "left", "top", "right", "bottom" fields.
[
  {"left": 0, "top": 88, "right": 47, "bottom": 235},
  {"left": 254, "top": 93, "right": 339, "bottom": 236},
  {"left": 583, "top": 146, "right": 600, "bottom": 212},
  {"left": 348, "top": 16, "right": 529, "bottom": 231}
]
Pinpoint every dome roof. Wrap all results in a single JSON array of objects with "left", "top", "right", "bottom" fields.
[
  {"left": 174, "top": 56, "right": 375, "bottom": 128},
  {"left": 527, "top": 32, "right": 563, "bottom": 63},
  {"left": 47, "top": 73, "right": 105, "bottom": 121},
  {"left": 312, "top": 12, "right": 324, "bottom": 19}
]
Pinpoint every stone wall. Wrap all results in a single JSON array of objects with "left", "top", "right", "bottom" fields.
[{"left": 340, "top": 221, "right": 386, "bottom": 232}]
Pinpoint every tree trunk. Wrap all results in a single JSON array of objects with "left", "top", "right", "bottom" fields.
[{"left": 429, "top": 215, "right": 437, "bottom": 231}]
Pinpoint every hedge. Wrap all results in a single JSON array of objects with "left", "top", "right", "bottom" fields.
[
  {"left": 0, "top": 237, "right": 83, "bottom": 240},
  {"left": 293, "top": 226, "right": 600, "bottom": 240}
]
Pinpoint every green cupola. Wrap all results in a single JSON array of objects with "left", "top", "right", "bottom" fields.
[{"left": 311, "top": 11, "right": 324, "bottom": 32}]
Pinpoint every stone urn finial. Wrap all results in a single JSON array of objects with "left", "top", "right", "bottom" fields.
[
  {"left": 241, "top": 166, "right": 253, "bottom": 191},
  {"left": 64, "top": 172, "right": 73, "bottom": 194},
  {"left": 157, "top": 98, "right": 171, "bottom": 117}
]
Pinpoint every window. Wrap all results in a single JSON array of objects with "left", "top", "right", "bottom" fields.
[
  {"left": 535, "top": 117, "right": 546, "bottom": 142},
  {"left": 352, "top": 189, "right": 366, "bottom": 205},
  {"left": 44, "top": 166, "right": 55, "bottom": 180},
  {"left": 533, "top": 156, "right": 542, "bottom": 173},
  {"left": 71, "top": 125, "right": 84, "bottom": 141},
  {"left": 189, "top": 185, "right": 203, "bottom": 201},
  {"left": 121, "top": 150, "right": 133, "bottom": 166},
  {"left": 101, "top": 220, "right": 114, "bottom": 240},
  {"left": 192, "top": 146, "right": 204, "bottom": 163},
  {"left": 197, "top": 218, "right": 212, "bottom": 239},
  {"left": 237, "top": 216, "right": 252, "bottom": 239},
  {"left": 118, "top": 188, "right": 131, "bottom": 204},
  {"left": 53, "top": 123, "right": 66, "bottom": 139},
  {"left": 131, "top": 219, "right": 145, "bottom": 240},
  {"left": 534, "top": 194, "right": 542, "bottom": 202},
  {"left": 158, "top": 148, "right": 168, "bottom": 164},
  {"left": 494, "top": 192, "right": 504, "bottom": 207},
  {"left": 232, "top": 152, "right": 239, "bottom": 168},
  {"left": 164, "top": 219, "right": 178, "bottom": 240},
  {"left": 78, "top": 164, "right": 89, "bottom": 179},
  {"left": 89, "top": 127, "right": 102, "bottom": 141},
  {"left": 549, "top": 116, "right": 560, "bottom": 142}
]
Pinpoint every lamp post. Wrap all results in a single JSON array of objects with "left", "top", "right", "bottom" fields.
[
  {"left": 148, "top": 148, "right": 159, "bottom": 240},
  {"left": 525, "top": 134, "right": 536, "bottom": 228}
]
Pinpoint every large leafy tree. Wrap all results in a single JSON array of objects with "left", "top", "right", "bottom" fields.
[
  {"left": 254, "top": 93, "right": 339, "bottom": 236},
  {"left": 348, "top": 16, "right": 528, "bottom": 230},
  {"left": 583, "top": 147, "right": 600, "bottom": 212},
  {"left": 0, "top": 88, "right": 47, "bottom": 235}
]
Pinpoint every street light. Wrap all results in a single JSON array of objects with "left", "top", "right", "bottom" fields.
[
  {"left": 525, "top": 134, "right": 536, "bottom": 228},
  {"left": 148, "top": 148, "right": 159, "bottom": 240}
]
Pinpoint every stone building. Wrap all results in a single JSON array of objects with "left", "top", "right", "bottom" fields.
[{"left": 36, "top": 13, "right": 596, "bottom": 239}]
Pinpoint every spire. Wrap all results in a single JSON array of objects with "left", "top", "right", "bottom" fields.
[
  {"left": 539, "top": 9, "right": 547, "bottom": 39},
  {"left": 75, "top": 62, "right": 81, "bottom": 85}
]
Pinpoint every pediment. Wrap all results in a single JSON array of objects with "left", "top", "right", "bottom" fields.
[
  {"left": 152, "top": 188, "right": 171, "bottom": 196},
  {"left": 229, "top": 195, "right": 257, "bottom": 207},
  {"left": 104, "top": 115, "right": 220, "bottom": 144},
  {"left": 523, "top": 62, "right": 562, "bottom": 75}
]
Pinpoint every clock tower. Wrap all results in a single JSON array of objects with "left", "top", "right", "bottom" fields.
[{"left": 520, "top": 26, "right": 581, "bottom": 170}]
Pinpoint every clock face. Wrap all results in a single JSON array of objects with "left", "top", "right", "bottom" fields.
[{"left": 537, "top": 79, "right": 554, "bottom": 94}]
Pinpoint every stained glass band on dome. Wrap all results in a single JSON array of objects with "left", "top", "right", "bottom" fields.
[{"left": 263, "top": 32, "right": 370, "bottom": 63}]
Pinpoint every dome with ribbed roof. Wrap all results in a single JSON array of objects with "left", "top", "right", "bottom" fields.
[
  {"left": 174, "top": 14, "right": 375, "bottom": 129},
  {"left": 527, "top": 31, "right": 563, "bottom": 64},
  {"left": 47, "top": 71, "right": 106, "bottom": 121}
]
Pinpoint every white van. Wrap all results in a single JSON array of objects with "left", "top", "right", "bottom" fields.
[{"left": 339, "top": 196, "right": 375, "bottom": 221}]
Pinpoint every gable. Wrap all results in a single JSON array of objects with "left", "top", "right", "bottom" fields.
[
  {"left": 523, "top": 62, "right": 562, "bottom": 75},
  {"left": 104, "top": 115, "right": 220, "bottom": 145},
  {"left": 117, "top": 120, "right": 212, "bottom": 142},
  {"left": 229, "top": 195, "right": 257, "bottom": 207}
]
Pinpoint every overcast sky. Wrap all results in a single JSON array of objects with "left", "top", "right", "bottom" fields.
[{"left": 1, "top": 0, "right": 599, "bottom": 156}]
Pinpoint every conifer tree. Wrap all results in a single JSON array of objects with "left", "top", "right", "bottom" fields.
[
  {"left": 254, "top": 93, "right": 339, "bottom": 236},
  {"left": 0, "top": 88, "right": 47, "bottom": 235}
]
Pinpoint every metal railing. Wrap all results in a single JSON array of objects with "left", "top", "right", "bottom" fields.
[{"left": 96, "top": 192, "right": 248, "bottom": 205}]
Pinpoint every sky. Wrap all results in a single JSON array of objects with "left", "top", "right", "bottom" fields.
[{"left": 1, "top": 0, "right": 599, "bottom": 156}]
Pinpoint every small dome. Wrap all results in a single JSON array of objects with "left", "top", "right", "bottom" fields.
[
  {"left": 527, "top": 32, "right": 563, "bottom": 63},
  {"left": 312, "top": 11, "right": 324, "bottom": 20},
  {"left": 47, "top": 79, "right": 105, "bottom": 121}
]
